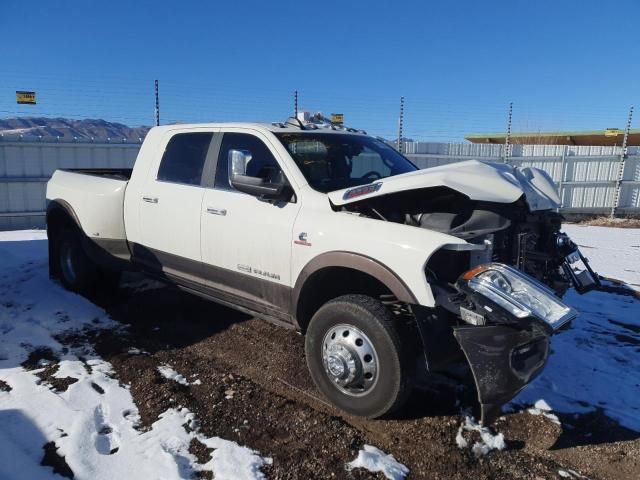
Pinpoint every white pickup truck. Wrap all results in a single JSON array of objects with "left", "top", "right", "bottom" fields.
[{"left": 46, "top": 117, "right": 599, "bottom": 424}]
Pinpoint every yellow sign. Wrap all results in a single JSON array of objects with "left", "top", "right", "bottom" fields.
[
  {"left": 16, "top": 91, "right": 36, "bottom": 105},
  {"left": 330, "top": 113, "right": 344, "bottom": 125},
  {"left": 605, "top": 128, "right": 620, "bottom": 137}
]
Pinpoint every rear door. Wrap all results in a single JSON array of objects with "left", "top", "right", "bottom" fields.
[
  {"left": 134, "top": 130, "right": 218, "bottom": 282},
  {"left": 200, "top": 129, "right": 301, "bottom": 316}
]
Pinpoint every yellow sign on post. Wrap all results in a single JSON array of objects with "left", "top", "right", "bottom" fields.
[
  {"left": 605, "top": 128, "right": 620, "bottom": 137},
  {"left": 16, "top": 91, "right": 36, "bottom": 105},
  {"left": 331, "top": 113, "right": 344, "bottom": 125}
]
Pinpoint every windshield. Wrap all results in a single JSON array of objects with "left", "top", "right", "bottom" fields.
[{"left": 274, "top": 132, "right": 417, "bottom": 193}]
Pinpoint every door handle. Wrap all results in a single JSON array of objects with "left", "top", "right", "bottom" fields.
[
  {"left": 206, "top": 207, "right": 227, "bottom": 216},
  {"left": 142, "top": 196, "right": 158, "bottom": 204}
]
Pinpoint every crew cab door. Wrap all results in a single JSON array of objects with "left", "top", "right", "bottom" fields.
[
  {"left": 134, "top": 130, "right": 218, "bottom": 281},
  {"left": 200, "top": 130, "right": 301, "bottom": 317}
]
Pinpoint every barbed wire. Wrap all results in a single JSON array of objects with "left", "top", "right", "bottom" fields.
[{"left": 1, "top": 72, "right": 637, "bottom": 142}]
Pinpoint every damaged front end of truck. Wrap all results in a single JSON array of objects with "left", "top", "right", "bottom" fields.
[
  {"left": 331, "top": 159, "right": 600, "bottom": 424},
  {"left": 430, "top": 263, "right": 578, "bottom": 425}
]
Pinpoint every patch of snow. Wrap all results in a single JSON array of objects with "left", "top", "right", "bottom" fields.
[
  {"left": 127, "top": 347, "right": 147, "bottom": 355},
  {"left": 157, "top": 365, "right": 190, "bottom": 386},
  {"left": 347, "top": 445, "right": 409, "bottom": 480},
  {"left": 456, "top": 416, "right": 506, "bottom": 458},
  {"left": 527, "top": 399, "right": 561, "bottom": 425},
  {"left": 0, "top": 230, "right": 271, "bottom": 479},
  {"left": 0, "top": 229, "right": 47, "bottom": 243},
  {"left": 558, "top": 468, "right": 589, "bottom": 479},
  {"left": 455, "top": 428, "right": 468, "bottom": 448},
  {"left": 563, "top": 224, "right": 640, "bottom": 291},
  {"left": 148, "top": 408, "right": 271, "bottom": 480}
]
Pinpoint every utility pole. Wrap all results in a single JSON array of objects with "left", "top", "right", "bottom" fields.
[
  {"left": 397, "top": 96, "right": 405, "bottom": 153},
  {"left": 503, "top": 102, "right": 513, "bottom": 163},
  {"left": 154, "top": 80, "right": 160, "bottom": 127},
  {"left": 294, "top": 90, "right": 298, "bottom": 119},
  {"left": 611, "top": 105, "right": 634, "bottom": 218}
]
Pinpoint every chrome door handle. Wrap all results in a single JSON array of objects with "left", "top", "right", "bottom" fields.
[
  {"left": 142, "top": 196, "right": 158, "bottom": 204},
  {"left": 206, "top": 207, "right": 227, "bottom": 216}
]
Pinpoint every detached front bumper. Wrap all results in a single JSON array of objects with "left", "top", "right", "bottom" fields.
[{"left": 453, "top": 323, "right": 550, "bottom": 425}]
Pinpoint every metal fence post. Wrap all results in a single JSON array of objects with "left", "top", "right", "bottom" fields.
[
  {"left": 558, "top": 145, "right": 568, "bottom": 211},
  {"left": 611, "top": 106, "right": 634, "bottom": 218},
  {"left": 154, "top": 80, "right": 160, "bottom": 127},
  {"left": 397, "top": 96, "right": 405, "bottom": 154},
  {"left": 503, "top": 102, "right": 513, "bottom": 164}
]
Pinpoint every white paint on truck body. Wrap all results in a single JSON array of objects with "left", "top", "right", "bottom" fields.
[{"left": 45, "top": 123, "right": 559, "bottom": 309}]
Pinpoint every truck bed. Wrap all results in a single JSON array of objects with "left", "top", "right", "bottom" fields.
[
  {"left": 63, "top": 168, "right": 133, "bottom": 181},
  {"left": 47, "top": 169, "right": 131, "bottom": 240}
]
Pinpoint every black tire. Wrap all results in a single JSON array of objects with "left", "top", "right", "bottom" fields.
[
  {"left": 305, "top": 294, "right": 412, "bottom": 418},
  {"left": 55, "top": 228, "right": 101, "bottom": 293}
]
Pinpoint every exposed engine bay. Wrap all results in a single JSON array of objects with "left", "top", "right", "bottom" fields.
[{"left": 339, "top": 186, "right": 599, "bottom": 296}]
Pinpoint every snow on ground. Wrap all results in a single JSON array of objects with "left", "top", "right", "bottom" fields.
[
  {"left": 1, "top": 226, "right": 639, "bottom": 477},
  {"left": 511, "top": 224, "right": 640, "bottom": 431},
  {"left": 157, "top": 364, "right": 201, "bottom": 386},
  {"left": 558, "top": 468, "right": 589, "bottom": 479},
  {"left": 346, "top": 444, "right": 409, "bottom": 480},
  {"left": 526, "top": 399, "right": 561, "bottom": 425},
  {"left": 0, "top": 230, "right": 270, "bottom": 479},
  {"left": 455, "top": 415, "right": 506, "bottom": 458},
  {"left": 563, "top": 224, "right": 640, "bottom": 291},
  {"left": 157, "top": 364, "right": 190, "bottom": 386}
]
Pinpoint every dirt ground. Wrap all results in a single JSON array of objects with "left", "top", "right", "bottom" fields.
[
  {"left": 573, "top": 217, "right": 640, "bottom": 229},
  {"left": 54, "top": 277, "right": 639, "bottom": 480}
]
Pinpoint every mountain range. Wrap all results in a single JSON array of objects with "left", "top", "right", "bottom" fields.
[
  {"left": 0, "top": 117, "right": 410, "bottom": 144},
  {"left": 0, "top": 117, "right": 150, "bottom": 142}
]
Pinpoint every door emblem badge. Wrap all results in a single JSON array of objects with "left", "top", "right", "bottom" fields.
[{"left": 294, "top": 232, "right": 312, "bottom": 247}]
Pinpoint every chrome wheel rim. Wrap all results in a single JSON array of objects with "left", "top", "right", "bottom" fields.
[
  {"left": 60, "top": 242, "right": 77, "bottom": 284},
  {"left": 322, "top": 324, "right": 379, "bottom": 397}
]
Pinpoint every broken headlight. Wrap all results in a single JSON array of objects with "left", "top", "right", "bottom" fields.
[{"left": 460, "top": 263, "right": 577, "bottom": 329}]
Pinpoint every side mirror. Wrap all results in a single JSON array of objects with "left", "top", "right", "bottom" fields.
[
  {"left": 229, "top": 149, "right": 252, "bottom": 178},
  {"left": 228, "top": 149, "right": 287, "bottom": 200}
]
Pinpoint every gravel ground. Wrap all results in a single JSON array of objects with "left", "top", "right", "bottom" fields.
[{"left": 65, "top": 277, "right": 640, "bottom": 480}]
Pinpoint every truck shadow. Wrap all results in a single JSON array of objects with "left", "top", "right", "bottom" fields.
[
  {"left": 551, "top": 408, "right": 640, "bottom": 449},
  {"left": 0, "top": 409, "right": 74, "bottom": 478},
  {"left": 85, "top": 273, "right": 253, "bottom": 354}
]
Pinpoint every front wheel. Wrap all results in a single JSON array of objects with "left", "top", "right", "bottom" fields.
[{"left": 305, "top": 294, "right": 412, "bottom": 418}]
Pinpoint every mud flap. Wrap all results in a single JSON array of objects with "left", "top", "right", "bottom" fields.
[{"left": 453, "top": 324, "right": 550, "bottom": 426}]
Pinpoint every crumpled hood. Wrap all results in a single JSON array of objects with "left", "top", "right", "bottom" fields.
[{"left": 328, "top": 160, "right": 561, "bottom": 211}]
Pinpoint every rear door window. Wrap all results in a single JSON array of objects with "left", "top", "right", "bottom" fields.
[{"left": 157, "top": 133, "right": 214, "bottom": 186}]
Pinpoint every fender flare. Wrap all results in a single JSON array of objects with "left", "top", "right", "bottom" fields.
[
  {"left": 292, "top": 251, "right": 418, "bottom": 315},
  {"left": 46, "top": 199, "right": 83, "bottom": 232}
]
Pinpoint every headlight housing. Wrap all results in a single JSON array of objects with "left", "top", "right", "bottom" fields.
[{"left": 460, "top": 263, "right": 576, "bottom": 329}]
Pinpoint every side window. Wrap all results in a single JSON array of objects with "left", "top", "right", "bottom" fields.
[
  {"left": 157, "top": 132, "right": 213, "bottom": 186},
  {"left": 215, "top": 133, "right": 283, "bottom": 191}
]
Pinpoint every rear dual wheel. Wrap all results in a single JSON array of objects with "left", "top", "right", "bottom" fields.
[
  {"left": 55, "top": 228, "right": 120, "bottom": 293},
  {"left": 305, "top": 294, "right": 412, "bottom": 418}
]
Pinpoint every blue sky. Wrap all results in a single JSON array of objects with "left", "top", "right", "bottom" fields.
[{"left": 1, "top": 0, "right": 639, "bottom": 140}]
